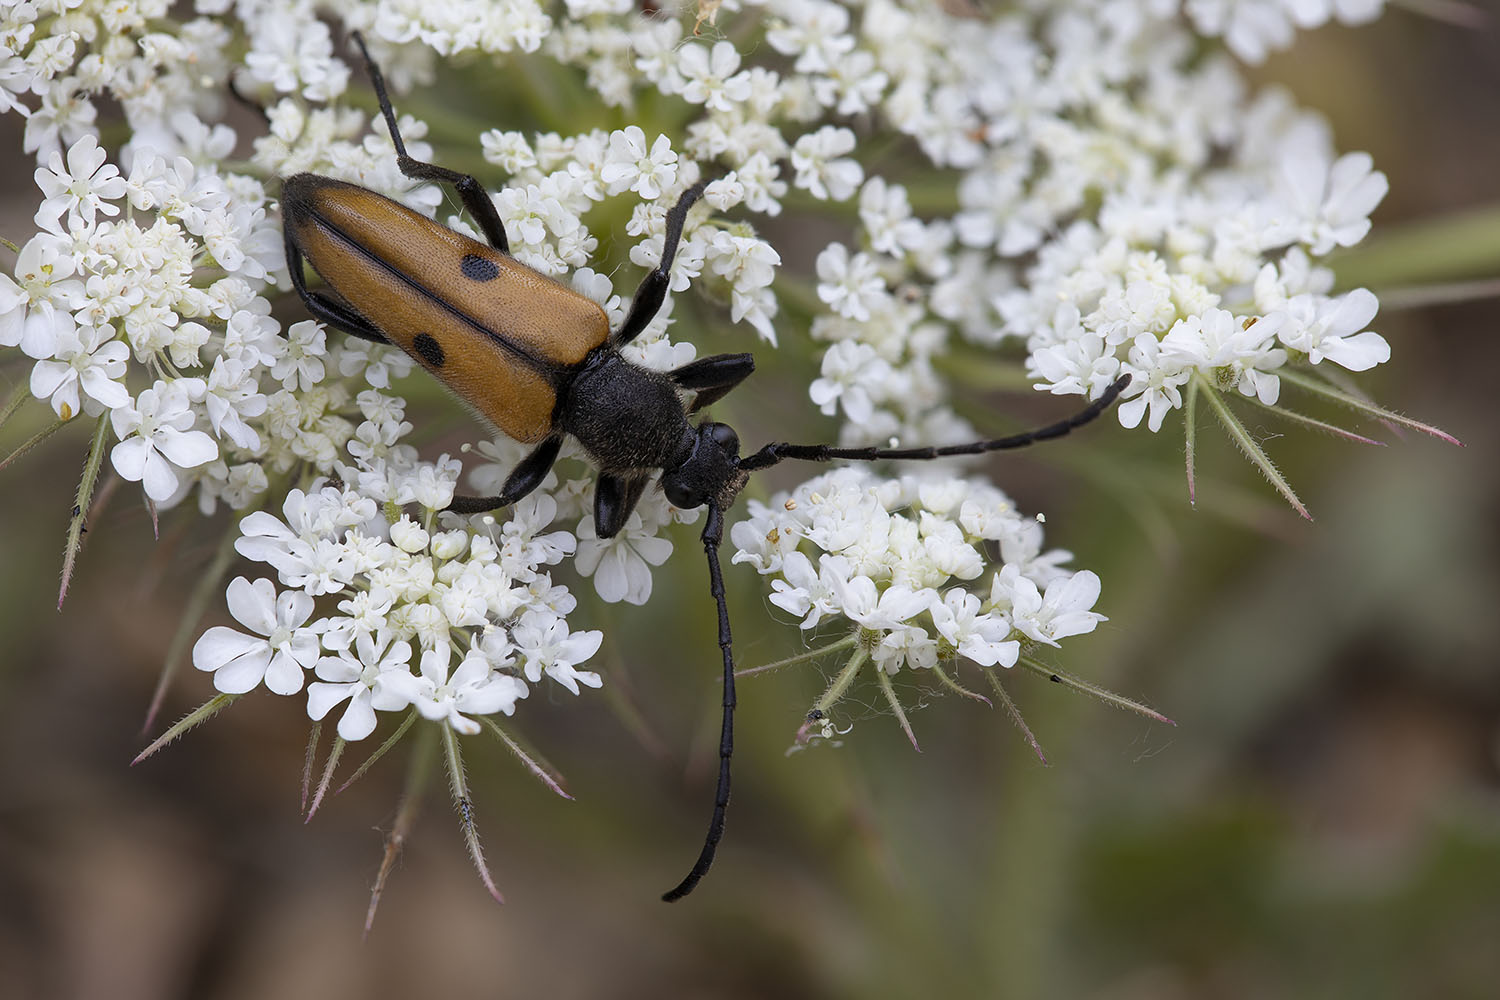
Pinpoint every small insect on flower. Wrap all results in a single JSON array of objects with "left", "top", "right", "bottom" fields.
[{"left": 281, "top": 33, "right": 1131, "bottom": 903}]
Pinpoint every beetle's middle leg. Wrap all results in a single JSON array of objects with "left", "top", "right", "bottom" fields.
[
  {"left": 593, "top": 472, "right": 650, "bottom": 538},
  {"left": 350, "top": 32, "right": 512, "bottom": 256}
]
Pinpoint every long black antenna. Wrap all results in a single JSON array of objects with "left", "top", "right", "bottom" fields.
[
  {"left": 662, "top": 503, "right": 737, "bottom": 902},
  {"left": 738, "top": 374, "right": 1131, "bottom": 472}
]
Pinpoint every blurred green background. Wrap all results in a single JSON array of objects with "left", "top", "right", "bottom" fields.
[{"left": 2, "top": 12, "right": 1498, "bottom": 1000}]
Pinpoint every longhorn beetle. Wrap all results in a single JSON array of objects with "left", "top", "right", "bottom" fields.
[{"left": 281, "top": 32, "right": 1131, "bottom": 902}]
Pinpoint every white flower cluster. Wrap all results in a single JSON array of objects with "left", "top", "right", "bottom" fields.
[
  {"left": 0, "top": 120, "right": 440, "bottom": 510},
  {"left": 467, "top": 116, "right": 783, "bottom": 342},
  {"left": 1186, "top": 0, "right": 1385, "bottom": 64},
  {"left": 732, "top": 467, "right": 1106, "bottom": 679},
  {"left": 193, "top": 482, "right": 603, "bottom": 740},
  {"left": 643, "top": 0, "right": 1391, "bottom": 453},
  {"left": 1012, "top": 123, "right": 1391, "bottom": 434},
  {"left": 0, "top": 0, "right": 1400, "bottom": 755}
]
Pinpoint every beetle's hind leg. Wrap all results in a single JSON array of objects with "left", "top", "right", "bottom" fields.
[
  {"left": 446, "top": 435, "right": 563, "bottom": 515},
  {"left": 349, "top": 32, "right": 512, "bottom": 256},
  {"left": 285, "top": 226, "right": 388, "bottom": 344}
]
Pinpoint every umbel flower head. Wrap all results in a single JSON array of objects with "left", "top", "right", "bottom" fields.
[{"left": 0, "top": 0, "right": 1453, "bottom": 912}]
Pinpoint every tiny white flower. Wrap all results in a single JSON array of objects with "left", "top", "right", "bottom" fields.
[
  {"left": 380, "top": 644, "right": 527, "bottom": 735},
  {"left": 830, "top": 575, "right": 934, "bottom": 632},
  {"left": 512, "top": 609, "right": 604, "bottom": 695},
  {"left": 1117, "top": 335, "right": 1192, "bottom": 433},
  {"left": 271, "top": 319, "right": 326, "bottom": 390},
  {"left": 110, "top": 381, "right": 219, "bottom": 502},
  {"left": 998, "top": 569, "right": 1107, "bottom": 647},
  {"left": 931, "top": 590, "right": 1018, "bottom": 668},
  {"left": 306, "top": 632, "right": 414, "bottom": 741},
  {"left": 1276, "top": 288, "right": 1390, "bottom": 372},
  {"left": 768, "top": 551, "right": 847, "bottom": 630},
  {"left": 574, "top": 510, "right": 674, "bottom": 605},
  {"left": 790, "top": 126, "right": 863, "bottom": 202},
  {"left": 677, "top": 41, "right": 751, "bottom": 113},
  {"left": 809, "top": 341, "right": 892, "bottom": 424},
  {"left": 1273, "top": 148, "right": 1388, "bottom": 256},
  {"left": 600, "top": 126, "right": 679, "bottom": 200},
  {"left": 29, "top": 318, "right": 130, "bottom": 420},
  {"left": 0, "top": 234, "right": 85, "bottom": 358},
  {"left": 193, "top": 577, "right": 320, "bottom": 695},
  {"left": 34, "top": 134, "right": 126, "bottom": 228},
  {"left": 816, "top": 243, "right": 887, "bottom": 322},
  {"left": 1161, "top": 309, "right": 1287, "bottom": 404}
]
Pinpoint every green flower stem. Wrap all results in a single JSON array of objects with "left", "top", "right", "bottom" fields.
[
  {"left": 301, "top": 721, "right": 322, "bottom": 812},
  {"left": 933, "top": 350, "right": 1036, "bottom": 392},
  {"left": 337, "top": 709, "right": 419, "bottom": 795},
  {"left": 132, "top": 692, "right": 239, "bottom": 765},
  {"left": 812, "top": 644, "right": 869, "bottom": 717},
  {"left": 1335, "top": 201, "right": 1500, "bottom": 290},
  {"left": 366, "top": 721, "right": 435, "bottom": 936},
  {"left": 1378, "top": 276, "right": 1500, "bottom": 310},
  {"left": 874, "top": 665, "right": 921, "bottom": 752},
  {"left": 1278, "top": 367, "right": 1462, "bottom": 444},
  {"left": 1016, "top": 655, "right": 1176, "bottom": 726},
  {"left": 442, "top": 723, "right": 504, "bottom": 903},
  {"left": 305, "top": 735, "right": 347, "bottom": 820},
  {"left": 984, "top": 669, "right": 1047, "bottom": 763},
  {"left": 737, "top": 633, "right": 859, "bottom": 678},
  {"left": 57, "top": 415, "right": 111, "bottom": 609},
  {"left": 1196, "top": 374, "right": 1310, "bottom": 520},
  {"left": 0, "top": 416, "right": 67, "bottom": 473},
  {"left": 1184, "top": 376, "right": 1199, "bottom": 506},
  {"left": 1249, "top": 395, "right": 1386, "bottom": 447},
  {"left": 482, "top": 716, "right": 572, "bottom": 800},
  {"left": 930, "top": 663, "right": 992, "bottom": 706},
  {"left": 0, "top": 380, "right": 30, "bottom": 432},
  {"left": 143, "top": 518, "right": 246, "bottom": 729}
]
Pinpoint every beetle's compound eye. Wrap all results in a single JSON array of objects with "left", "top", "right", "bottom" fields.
[{"left": 708, "top": 422, "right": 739, "bottom": 454}]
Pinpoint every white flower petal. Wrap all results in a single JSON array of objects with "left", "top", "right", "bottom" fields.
[
  {"left": 193, "top": 626, "right": 265, "bottom": 672},
  {"left": 213, "top": 646, "right": 273, "bottom": 693},
  {"left": 306, "top": 681, "right": 352, "bottom": 721}
]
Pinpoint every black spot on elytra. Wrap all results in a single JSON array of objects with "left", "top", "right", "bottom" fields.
[
  {"left": 412, "top": 333, "right": 445, "bottom": 367},
  {"left": 460, "top": 253, "right": 500, "bottom": 282}
]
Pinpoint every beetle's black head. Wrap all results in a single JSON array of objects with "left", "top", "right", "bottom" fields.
[{"left": 662, "top": 421, "right": 748, "bottom": 511}]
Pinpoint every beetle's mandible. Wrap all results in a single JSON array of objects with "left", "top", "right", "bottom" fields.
[{"left": 281, "top": 32, "right": 1130, "bottom": 903}]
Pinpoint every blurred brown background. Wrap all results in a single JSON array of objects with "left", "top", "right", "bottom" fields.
[{"left": 2, "top": 11, "right": 1498, "bottom": 1000}]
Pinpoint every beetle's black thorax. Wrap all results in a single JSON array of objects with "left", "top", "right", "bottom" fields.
[{"left": 557, "top": 348, "right": 692, "bottom": 474}]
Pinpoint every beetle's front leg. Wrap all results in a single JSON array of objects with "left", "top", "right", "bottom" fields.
[{"left": 671, "top": 353, "right": 755, "bottom": 413}]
